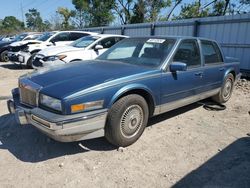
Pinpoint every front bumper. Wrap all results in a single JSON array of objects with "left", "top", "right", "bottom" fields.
[
  {"left": 8, "top": 51, "right": 31, "bottom": 65},
  {"left": 7, "top": 99, "right": 108, "bottom": 142}
]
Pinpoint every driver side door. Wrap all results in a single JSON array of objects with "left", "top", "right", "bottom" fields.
[{"left": 160, "top": 39, "right": 204, "bottom": 113}]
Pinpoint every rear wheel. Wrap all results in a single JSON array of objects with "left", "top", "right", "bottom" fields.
[
  {"left": 105, "top": 94, "right": 149, "bottom": 147},
  {"left": 212, "top": 73, "right": 234, "bottom": 104},
  {"left": 0, "top": 50, "right": 9, "bottom": 62}
]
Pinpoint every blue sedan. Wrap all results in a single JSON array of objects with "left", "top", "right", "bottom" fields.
[{"left": 8, "top": 36, "right": 241, "bottom": 147}]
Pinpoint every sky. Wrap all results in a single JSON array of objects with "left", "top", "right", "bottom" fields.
[{"left": 0, "top": 0, "right": 75, "bottom": 21}]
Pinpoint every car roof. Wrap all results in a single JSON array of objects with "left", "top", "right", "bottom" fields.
[
  {"left": 130, "top": 35, "right": 217, "bottom": 43},
  {"left": 91, "top": 34, "right": 128, "bottom": 38}
]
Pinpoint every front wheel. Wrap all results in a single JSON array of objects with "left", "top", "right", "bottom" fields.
[
  {"left": 105, "top": 94, "right": 149, "bottom": 147},
  {"left": 212, "top": 73, "right": 234, "bottom": 104},
  {"left": 0, "top": 50, "right": 9, "bottom": 62}
]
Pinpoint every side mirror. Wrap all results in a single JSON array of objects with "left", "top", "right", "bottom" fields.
[
  {"left": 170, "top": 62, "right": 187, "bottom": 72},
  {"left": 94, "top": 44, "right": 103, "bottom": 51}
]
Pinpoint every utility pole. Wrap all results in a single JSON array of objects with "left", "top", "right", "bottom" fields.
[{"left": 20, "top": 1, "right": 24, "bottom": 24}]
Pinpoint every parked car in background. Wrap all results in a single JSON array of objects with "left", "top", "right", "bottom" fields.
[
  {"left": 8, "top": 31, "right": 96, "bottom": 68},
  {"left": 8, "top": 36, "right": 241, "bottom": 147},
  {"left": 0, "top": 32, "right": 42, "bottom": 62},
  {"left": 32, "top": 34, "right": 127, "bottom": 68}
]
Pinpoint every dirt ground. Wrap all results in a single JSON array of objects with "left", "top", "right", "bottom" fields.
[{"left": 0, "top": 62, "right": 249, "bottom": 188}]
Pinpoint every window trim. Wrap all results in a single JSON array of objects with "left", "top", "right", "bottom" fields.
[
  {"left": 169, "top": 39, "right": 202, "bottom": 71},
  {"left": 200, "top": 40, "right": 224, "bottom": 66}
]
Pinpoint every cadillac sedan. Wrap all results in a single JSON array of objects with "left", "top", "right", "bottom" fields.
[{"left": 8, "top": 36, "right": 241, "bottom": 147}]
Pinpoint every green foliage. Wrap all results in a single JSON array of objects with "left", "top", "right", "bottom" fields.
[
  {"left": 0, "top": 16, "right": 24, "bottom": 34},
  {"left": 174, "top": 1, "right": 209, "bottom": 19},
  {"left": 130, "top": 0, "right": 146, "bottom": 23},
  {"left": 57, "top": 7, "right": 75, "bottom": 29},
  {"left": 25, "top": 8, "right": 44, "bottom": 31}
]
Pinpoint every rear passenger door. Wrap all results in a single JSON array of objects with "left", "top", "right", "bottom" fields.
[
  {"left": 200, "top": 40, "right": 224, "bottom": 92},
  {"left": 161, "top": 39, "right": 204, "bottom": 109}
]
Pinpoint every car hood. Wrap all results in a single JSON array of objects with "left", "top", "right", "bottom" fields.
[
  {"left": 26, "top": 60, "right": 158, "bottom": 99},
  {"left": 0, "top": 41, "right": 11, "bottom": 47},
  {"left": 10, "top": 40, "right": 41, "bottom": 47},
  {"left": 39, "top": 45, "right": 81, "bottom": 56}
]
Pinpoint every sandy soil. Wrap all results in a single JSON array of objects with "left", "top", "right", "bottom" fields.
[{"left": 0, "top": 62, "right": 249, "bottom": 188}]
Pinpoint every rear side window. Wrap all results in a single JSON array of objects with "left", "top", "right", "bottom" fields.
[
  {"left": 69, "top": 32, "right": 90, "bottom": 41},
  {"left": 201, "top": 41, "right": 223, "bottom": 64},
  {"left": 98, "top": 37, "right": 125, "bottom": 49},
  {"left": 173, "top": 39, "right": 201, "bottom": 68}
]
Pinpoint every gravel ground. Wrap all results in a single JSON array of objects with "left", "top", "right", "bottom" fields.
[{"left": 0, "top": 62, "right": 249, "bottom": 188}]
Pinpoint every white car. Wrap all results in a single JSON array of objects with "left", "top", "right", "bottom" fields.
[
  {"left": 9, "top": 31, "right": 96, "bottom": 68},
  {"left": 32, "top": 34, "right": 127, "bottom": 69}
]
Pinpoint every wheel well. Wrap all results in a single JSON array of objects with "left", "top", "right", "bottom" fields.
[
  {"left": 229, "top": 71, "right": 236, "bottom": 80},
  {"left": 31, "top": 50, "right": 40, "bottom": 54},
  {"left": 70, "top": 59, "right": 82, "bottom": 62},
  {"left": 114, "top": 89, "right": 155, "bottom": 117}
]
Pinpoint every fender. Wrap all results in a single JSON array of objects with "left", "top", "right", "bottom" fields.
[
  {"left": 223, "top": 67, "right": 235, "bottom": 80},
  {"left": 108, "top": 83, "right": 157, "bottom": 109}
]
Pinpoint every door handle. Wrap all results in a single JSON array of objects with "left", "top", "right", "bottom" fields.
[
  {"left": 195, "top": 72, "right": 203, "bottom": 77},
  {"left": 219, "top": 68, "right": 225, "bottom": 71}
]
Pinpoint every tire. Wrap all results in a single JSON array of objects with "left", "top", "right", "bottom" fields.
[
  {"left": 212, "top": 73, "right": 234, "bottom": 104},
  {"left": 0, "top": 50, "right": 9, "bottom": 62},
  {"left": 26, "top": 53, "right": 37, "bottom": 69},
  {"left": 105, "top": 94, "right": 149, "bottom": 147}
]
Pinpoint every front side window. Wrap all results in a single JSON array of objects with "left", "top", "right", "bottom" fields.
[
  {"left": 201, "top": 41, "right": 223, "bottom": 64},
  {"left": 51, "top": 32, "right": 69, "bottom": 42},
  {"left": 173, "top": 40, "right": 201, "bottom": 68},
  {"left": 97, "top": 38, "right": 176, "bottom": 67},
  {"left": 97, "top": 37, "right": 125, "bottom": 49},
  {"left": 37, "top": 32, "right": 55, "bottom": 41}
]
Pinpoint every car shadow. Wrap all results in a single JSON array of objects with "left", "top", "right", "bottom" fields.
[
  {"left": 0, "top": 100, "right": 216, "bottom": 163},
  {"left": 0, "top": 114, "right": 116, "bottom": 163},
  {"left": 173, "top": 137, "right": 250, "bottom": 188},
  {"left": 0, "top": 63, "right": 22, "bottom": 70}
]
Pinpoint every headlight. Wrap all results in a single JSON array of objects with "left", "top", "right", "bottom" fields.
[
  {"left": 71, "top": 100, "right": 104, "bottom": 113},
  {"left": 40, "top": 94, "right": 62, "bottom": 111},
  {"left": 47, "top": 55, "right": 67, "bottom": 61}
]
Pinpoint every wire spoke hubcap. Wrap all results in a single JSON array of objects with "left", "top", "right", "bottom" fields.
[
  {"left": 120, "top": 105, "right": 143, "bottom": 138},
  {"left": 223, "top": 79, "right": 232, "bottom": 100}
]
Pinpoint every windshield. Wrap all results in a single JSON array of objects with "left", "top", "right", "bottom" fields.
[
  {"left": 70, "top": 36, "right": 99, "bottom": 48},
  {"left": 37, "top": 32, "right": 55, "bottom": 41},
  {"left": 14, "top": 34, "right": 28, "bottom": 41},
  {"left": 97, "top": 38, "right": 176, "bottom": 67}
]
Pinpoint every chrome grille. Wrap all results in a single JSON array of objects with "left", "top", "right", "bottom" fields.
[{"left": 19, "top": 78, "right": 41, "bottom": 107}]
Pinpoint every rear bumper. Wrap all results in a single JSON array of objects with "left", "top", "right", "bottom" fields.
[{"left": 7, "top": 98, "right": 108, "bottom": 142}]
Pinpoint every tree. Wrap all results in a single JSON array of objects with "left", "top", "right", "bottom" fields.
[
  {"left": 165, "top": 0, "right": 182, "bottom": 21},
  {"left": 72, "top": 0, "right": 88, "bottom": 28},
  {"left": 145, "top": 0, "right": 171, "bottom": 22},
  {"left": 1, "top": 16, "right": 24, "bottom": 32},
  {"left": 57, "top": 7, "right": 75, "bottom": 29},
  {"left": 130, "top": 0, "right": 146, "bottom": 23},
  {"left": 25, "top": 8, "right": 44, "bottom": 31},
  {"left": 113, "top": 0, "right": 135, "bottom": 24},
  {"left": 174, "top": 1, "right": 210, "bottom": 19}
]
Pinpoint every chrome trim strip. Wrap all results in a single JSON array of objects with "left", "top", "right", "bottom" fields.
[
  {"left": 162, "top": 82, "right": 221, "bottom": 98},
  {"left": 153, "top": 88, "right": 220, "bottom": 116}
]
